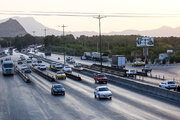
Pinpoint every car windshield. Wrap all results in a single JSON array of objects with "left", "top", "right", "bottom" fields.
[
  {"left": 54, "top": 85, "right": 63, "bottom": 88},
  {"left": 56, "top": 64, "right": 62, "bottom": 66},
  {"left": 41, "top": 65, "right": 45, "bottom": 67},
  {"left": 3, "top": 63, "right": 13, "bottom": 68},
  {"left": 168, "top": 81, "right": 175, "bottom": 84},
  {"left": 99, "top": 87, "right": 109, "bottom": 91},
  {"left": 22, "top": 65, "right": 27, "bottom": 67},
  {"left": 57, "top": 72, "right": 64, "bottom": 74},
  {"left": 130, "top": 70, "right": 135, "bottom": 72},
  {"left": 65, "top": 66, "right": 70, "bottom": 68},
  {"left": 98, "top": 74, "right": 105, "bottom": 77}
]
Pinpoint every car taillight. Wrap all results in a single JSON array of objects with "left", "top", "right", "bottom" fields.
[{"left": 168, "top": 85, "right": 170, "bottom": 87}]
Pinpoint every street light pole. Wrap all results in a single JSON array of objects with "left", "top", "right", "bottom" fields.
[
  {"left": 94, "top": 15, "right": 106, "bottom": 73},
  {"left": 61, "top": 24, "right": 67, "bottom": 65}
]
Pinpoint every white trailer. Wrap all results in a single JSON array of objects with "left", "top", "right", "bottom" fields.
[{"left": 111, "top": 55, "right": 126, "bottom": 68}]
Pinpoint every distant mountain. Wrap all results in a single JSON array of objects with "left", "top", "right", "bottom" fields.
[
  {"left": 0, "top": 17, "right": 180, "bottom": 37},
  {"left": 0, "top": 18, "right": 27, "bottom": 37},
  {"left": 105, "top": 26, "right": 180, "bottom": 37}
]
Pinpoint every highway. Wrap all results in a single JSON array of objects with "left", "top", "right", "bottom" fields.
[
  {"left": 0, "top": 52, "right": 180, "bottom": 120},
  {"left": 36, "top": 51, "right": 180, "bottom": 85}
]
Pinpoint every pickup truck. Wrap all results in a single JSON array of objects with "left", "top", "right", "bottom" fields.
[
  {"left": 94, "top": 73, "right": 107, "bottom": 84},
  {"left": 126, "top": 69, "right": 137, "bottom": 77}
]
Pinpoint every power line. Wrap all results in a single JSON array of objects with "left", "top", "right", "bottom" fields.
[{"left": 1, "top": 10, "right": 180, "bottom": 18}]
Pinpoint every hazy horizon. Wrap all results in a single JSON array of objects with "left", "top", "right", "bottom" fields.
[{"left": 1, "top": 0, "right": 180, "bottom": 33}]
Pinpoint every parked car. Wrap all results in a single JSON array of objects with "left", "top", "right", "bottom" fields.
[
  {"left": 94, "top": 73, "right": 107, "bottom": 84},
  {"left": 32, "top": 61, "right": 38, "bottom": 66},
  {"left": 62, "top": 66, "right": 72, "bottom": 73},
  {"left": 126, "top": 69, "right": 137, "bottom": 77},
  {"left": 37, "top": 64, "right": 46, "bottom": 70},
  {"left": 94, "top": 86, "right": 112, "bottom": 99},
  {"left": 142, "top": 65, "right": 152, "bottom": 72},
  {"left": 51, "top": 84, "right": 65, "bottom": 95},
  {"left": 56, "top": 71, "right": 66, "bottom": 80},
  {"left": 159, "top": 81, "right": 177, "bottom": 90}
]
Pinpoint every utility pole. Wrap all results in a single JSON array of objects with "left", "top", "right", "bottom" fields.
[
  {"left": 43, "top": 28, "right": 47, "bottom": 37},
  {"left": 61, "top": 24, "right": 67, "bottom": 65},
  {"left": 32, "top": 31, "right": 36, "bottom": 45},
  {"left": 32, "top": 31, "right": 36, "bottom": 36},
  {"left": 94, "top": 15, "right": 106, "bottom": 73}
]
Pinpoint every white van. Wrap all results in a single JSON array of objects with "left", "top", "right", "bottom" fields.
[{"left": 2, "top": 61, "right": 14, "bottom": 75}]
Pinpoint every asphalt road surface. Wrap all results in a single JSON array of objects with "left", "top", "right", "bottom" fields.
[{"left": 0, "top": 52, "right": 180, "bottom": 120}]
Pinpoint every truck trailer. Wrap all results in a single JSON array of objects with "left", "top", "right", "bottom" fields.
[{"left": 111, "top": 55, "right": 126, "bottom": 68}]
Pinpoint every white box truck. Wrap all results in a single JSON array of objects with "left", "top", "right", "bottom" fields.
[
  {"left": 2, "top": 61, "right": 14, "bottom": 75},
  {"left": 111, "top": 55, "right": 126, "bottom": 68}
]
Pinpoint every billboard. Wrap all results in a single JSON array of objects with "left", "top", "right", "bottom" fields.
[{"left": 136, "top": 37, "right": 154, "bottom": 47}]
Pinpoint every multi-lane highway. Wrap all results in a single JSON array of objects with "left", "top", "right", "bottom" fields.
[{"left": 0, "top": 52, "right": 180, "bottom": 120}]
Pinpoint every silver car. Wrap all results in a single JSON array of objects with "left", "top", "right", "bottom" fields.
[{"left": 94, "top": 86, "right": 112, "bottom": 99}]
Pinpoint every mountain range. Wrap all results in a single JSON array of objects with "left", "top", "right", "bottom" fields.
[
  {"left": 0, "top": 18, "right": 27, "bottom": 37},
  {"left": 0, "top": 16, "right": 180, "bottom": 37}
]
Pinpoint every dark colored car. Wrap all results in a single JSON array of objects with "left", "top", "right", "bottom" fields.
[
  {"left": 24, "top": 67, "right": 31, "bottom": 73},
  {"left": 94, "top": 73, "right": 107, "bottom": 84},
  {"left": 37, "top": 59, "right": 42, "bottom": 63},
  {"left": 51, "top": 84, "right": 65, "bottom": 95},
  {"left": 17, "top": 60, "right": 23, "bottom": 64}
]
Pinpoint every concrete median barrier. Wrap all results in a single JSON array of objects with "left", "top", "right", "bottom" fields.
[
  {"left": 65, "top": 72, "right": 81, "bottom": 81},
  {"left": 15, "top": 67, "right": 30, "bottom": 83},
  {"left": 31, "top": 67, "right": 55, "bottom": 82}
]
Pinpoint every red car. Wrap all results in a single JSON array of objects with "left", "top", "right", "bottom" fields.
[{"left": 94, "top": 73, "right": 107, "bottom": 84}]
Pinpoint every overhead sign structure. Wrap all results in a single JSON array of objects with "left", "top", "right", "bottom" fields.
[{"left": 136, "top": 37, "right": 154, "bottom": 47}]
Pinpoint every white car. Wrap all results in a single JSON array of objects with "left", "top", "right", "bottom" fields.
[
  {"left": 26, "top": 59, "right": 32, "bottom": 63},
  {"left": 126, "top": 69, "right": 137, "bottom": 77},
  {"left": 55, "top": 63, "right": 63, "bottom": 69},
  {"left": 32, "top": 61, "right": 38, "bottom": 66},
  {"left": 74, "top": 63, "right": 83, "bottom": 71},
  {"left": 37, "top": 64, "right": 46, "bottom": 70},
  {"left": 159, "top": 81, "right": 177, "bottom": 90},
  {"left": 94, "top": 86, "right": 112, "bottom": 99},
  {"left": 63, "top": 66, "right": 72, "bottom": 73},
  {"left": 21, "top": 64, "right": 28, "bottom": 71}
]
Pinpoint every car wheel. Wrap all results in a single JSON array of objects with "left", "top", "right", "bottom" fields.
[
  {"left": 51, "top": 91, "right": 54, "bottom": 95},
  {"left": 109, "top": 97, "right": 112, "bottom": 100},
  {"left": 63, "top": 93, "right": 65, "bottom": 96},
  {"left": 98, "top": 94, "right": 101, "bottom": 99},
  {"left": 94, "top": 94, "right": 96, "bottom": 98}
]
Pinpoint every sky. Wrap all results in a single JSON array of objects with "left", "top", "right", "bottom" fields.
[{"left": 1, "top": 0, "right": 180, "bottom": 33}]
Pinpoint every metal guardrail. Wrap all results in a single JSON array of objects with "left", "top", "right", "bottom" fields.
[{"left": 15, "top": 67, "right": 30, "bottom": 83}]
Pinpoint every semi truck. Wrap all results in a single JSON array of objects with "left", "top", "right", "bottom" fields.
[
  {"left": 111, "top": 55, "right": 126, "bottom": 68},
  {"left": 81, "top": 52, "right": 91, "bottom": 60},
  {"left": 92, "top": 52, "right": 109, "bottom": 62}
]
